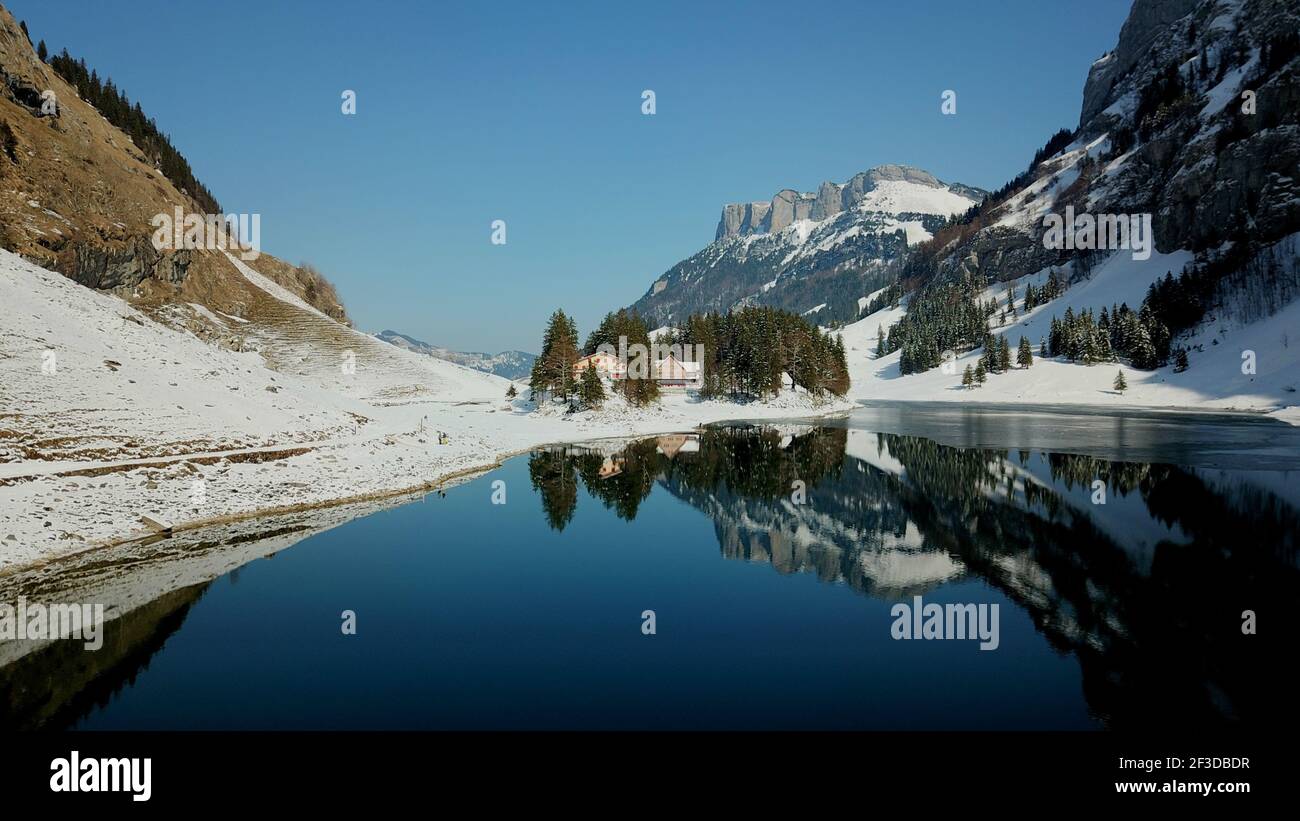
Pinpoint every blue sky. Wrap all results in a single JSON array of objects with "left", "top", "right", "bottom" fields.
[{"left": 11, "top": 0, "right": 1133, "bottom": 352}]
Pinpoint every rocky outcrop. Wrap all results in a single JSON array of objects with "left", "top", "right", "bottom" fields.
[
  {"left": 60, "top": 238, "right": 190, "bottom": 291},
  {"left": 914, "top": 0, "right": 1300, "bottom": 298},
  {"left": 1079, "top": 0, "right": 1199, "bottom": 126},
  {"left": 0, "top": 3, "right": 352, "bottom": 326},
  {"left": 1080, "top": 0, "right": 1299, "bottom": 254}
]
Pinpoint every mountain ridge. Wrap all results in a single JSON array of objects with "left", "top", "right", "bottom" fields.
[
  {"left": 374, "top": 329, "right": 537, "bottom": 381},
  {"left": 628, "top": 164, "right": 985, "bottom": 327},
  {"left": 716, "top": 164, "right": 984, "bottom": 240}
]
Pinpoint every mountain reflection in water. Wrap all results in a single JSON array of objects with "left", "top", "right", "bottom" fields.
[
  {"left": 528, "top": 424, "right": 1298, "bottom": 728},
  {"left": 2, "top": 418, "right": 1296, "bottom": 730}
]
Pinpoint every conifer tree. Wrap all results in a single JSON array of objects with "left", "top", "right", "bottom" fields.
[
  {"left": 974, "top": 361, "right": 987, "bottom": 385},
  {"left": 997, "top": 335, "right": 1012, "bottom": 372},
  {"left": 1113, "top": 369, "right": 1128, "bottom": 393},
  {"left": 579, "top": 362, "right": 605, "bottom": 408},
  {"left": 962, "top": 364, "right": 974, "bottom": 388},
  {"left": 530, "top": 309, "right": 580, "bottom": 402},
  {"left": 1017, "top": 336, "right": 1033, "bottom": 368},
  {"left": 982, "top": 331, "right": 998, "bottom": 372}
]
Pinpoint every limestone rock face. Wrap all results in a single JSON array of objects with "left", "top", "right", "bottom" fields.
[
  {"left": 812, "top": 181, "right": 842, "bottom": 222},
  {"left": 647, "top": 165, "right": 984, "bottom": 327},
  {"left": 1079, "top": 0, "right": 1199, "bottom": 126},
  {"left": 911, "top": 0, "right": 1300, "bottom": 301},
  {"left": 714, "top": 164, "right": 978, "bottom": 240}
]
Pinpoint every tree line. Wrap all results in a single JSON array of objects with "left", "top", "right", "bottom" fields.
[
  {"left": 662, "top": 306, "right": 849, "bottom": 399},
  {"left": 528, "top": 308, "right": 660, "bottom": 408},
  {"left": 528, "top": 305, "right": 850, "bottom": 408},
  {"left": 44, "top": 48, "right": 221, "bottom": 214},
  {"left": 877, "top": 270, "right": 1066, "bottom": 376}
]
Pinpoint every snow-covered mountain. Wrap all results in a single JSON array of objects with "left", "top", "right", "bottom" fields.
[
  {"left": 374, "top": 330, "right": 536, "bottom": 381},
  {"left": 831, "top": 0, "right": 1300, "bottom": 423},
  {"left": 627, "top": 165, "right": 984, "bottom": 327}
]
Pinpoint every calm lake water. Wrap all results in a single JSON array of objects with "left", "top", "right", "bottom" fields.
[{"left": 2, "top": 405, "right": 1297, "bottom": 730}]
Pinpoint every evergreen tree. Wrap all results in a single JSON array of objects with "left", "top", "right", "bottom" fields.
[
  {"left": 1039, "top": 337, "right": 1047, "bottom": 357},
  {"left": 962, "top": 364, "right": 974, "bottom": 389},
  {"left": 579, "top": 362, "right": 605, "bottom": 408},
  {"left": 1173, "top": 348, "right": 1190, "bottom": 373},
  {"left": 974, "top": 361, "right": 987, "bottom": 386},
  {"left": 530, "top": 309, "right": 580, "bottom": 402},
  {"left": 1128, "top": 320, "right": 1158, "bottom": 369},
  {"left": 1017, "top": 336, "right": 1033, "bottom": 368},
  {"left": 982, "top": 331, "right": 998, "bottom": 372},
  {"left": 997, "top": 335, "right": 1012, "bottom": 372},
  {"left": 528, "top": 450, "right": 578, "bottom": 531},
  {"left": 1113, "top": 369, "right": 1128, "bottom": 393},
  {"left": 668, "top": 306, "right": 848, "bottom": 398},
  {"left": 37, "top": 40, "right": 48, "bottom": 62},
  {"left": 621, "top": 315, "right": 660, "bottom": 406},
  {"left": 505, "top": 384, "right": 517, "bottom": 399}
]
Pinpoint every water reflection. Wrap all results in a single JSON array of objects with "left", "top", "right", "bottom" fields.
[
  {"left": 0, "top": 491, "right": 426, "bottom": 730},
  {"left": 2, "top": 418, "right": 1297, "bottom": 730},
  {"left": 530, "top": 424, "right": 1299, "bottom": 727}
]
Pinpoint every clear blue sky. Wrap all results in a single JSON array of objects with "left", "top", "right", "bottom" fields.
[{"left": 10, "top": 0, "right": 1133, "bottom": 353}]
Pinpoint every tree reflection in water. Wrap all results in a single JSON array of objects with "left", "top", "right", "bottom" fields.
[{"left": 530, "top": 424, "right": 1299, "bottom": 728}]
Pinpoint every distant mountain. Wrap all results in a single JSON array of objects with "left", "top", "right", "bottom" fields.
[
  {"left": 375, "top": 330, "right": 536, "bottom": 380},
  {"left": 627, "top": 165, "right": 985, "bottom": 327}
]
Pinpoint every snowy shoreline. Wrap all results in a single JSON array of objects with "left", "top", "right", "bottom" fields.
[
  {"left": 0, "top": 389, "right": 854, "bottom": 576},
  {"left": 852, "top": 396, "right": 1298, "bottom": 425},
  {"left": 10, "top": 388, "right": 1288, "bottom": 580},
  {"left": 835, "top": 250, "right": 1300, "bottom": 428},
  {"left": 5, "top": 241, "right": 1296, "bottom": 578},
  {"left": 0, "top": 246, "right": 865, "bottom": 575}
]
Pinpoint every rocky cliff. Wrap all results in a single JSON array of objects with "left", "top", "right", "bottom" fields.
[
  {"left": 630, "top": 165, "right": 983, "bottom": 327},
  {"left": 715, "top": 164, "right": 983, "bottom": 240},
  {"left": 884, "top": 0, "right": 1300, "bottom": 320}
]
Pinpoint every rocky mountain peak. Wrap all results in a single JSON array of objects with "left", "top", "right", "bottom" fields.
[{"left": 715, "top": 164, "right": 979, "bottom": 240}]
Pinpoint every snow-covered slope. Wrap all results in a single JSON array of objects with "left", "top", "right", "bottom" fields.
[
  {"left": 0, "top": 249, "right": 852, "bottom": 571},
  {"left": 836, "top": 249, "right": 1300, "bottom": 422}
]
